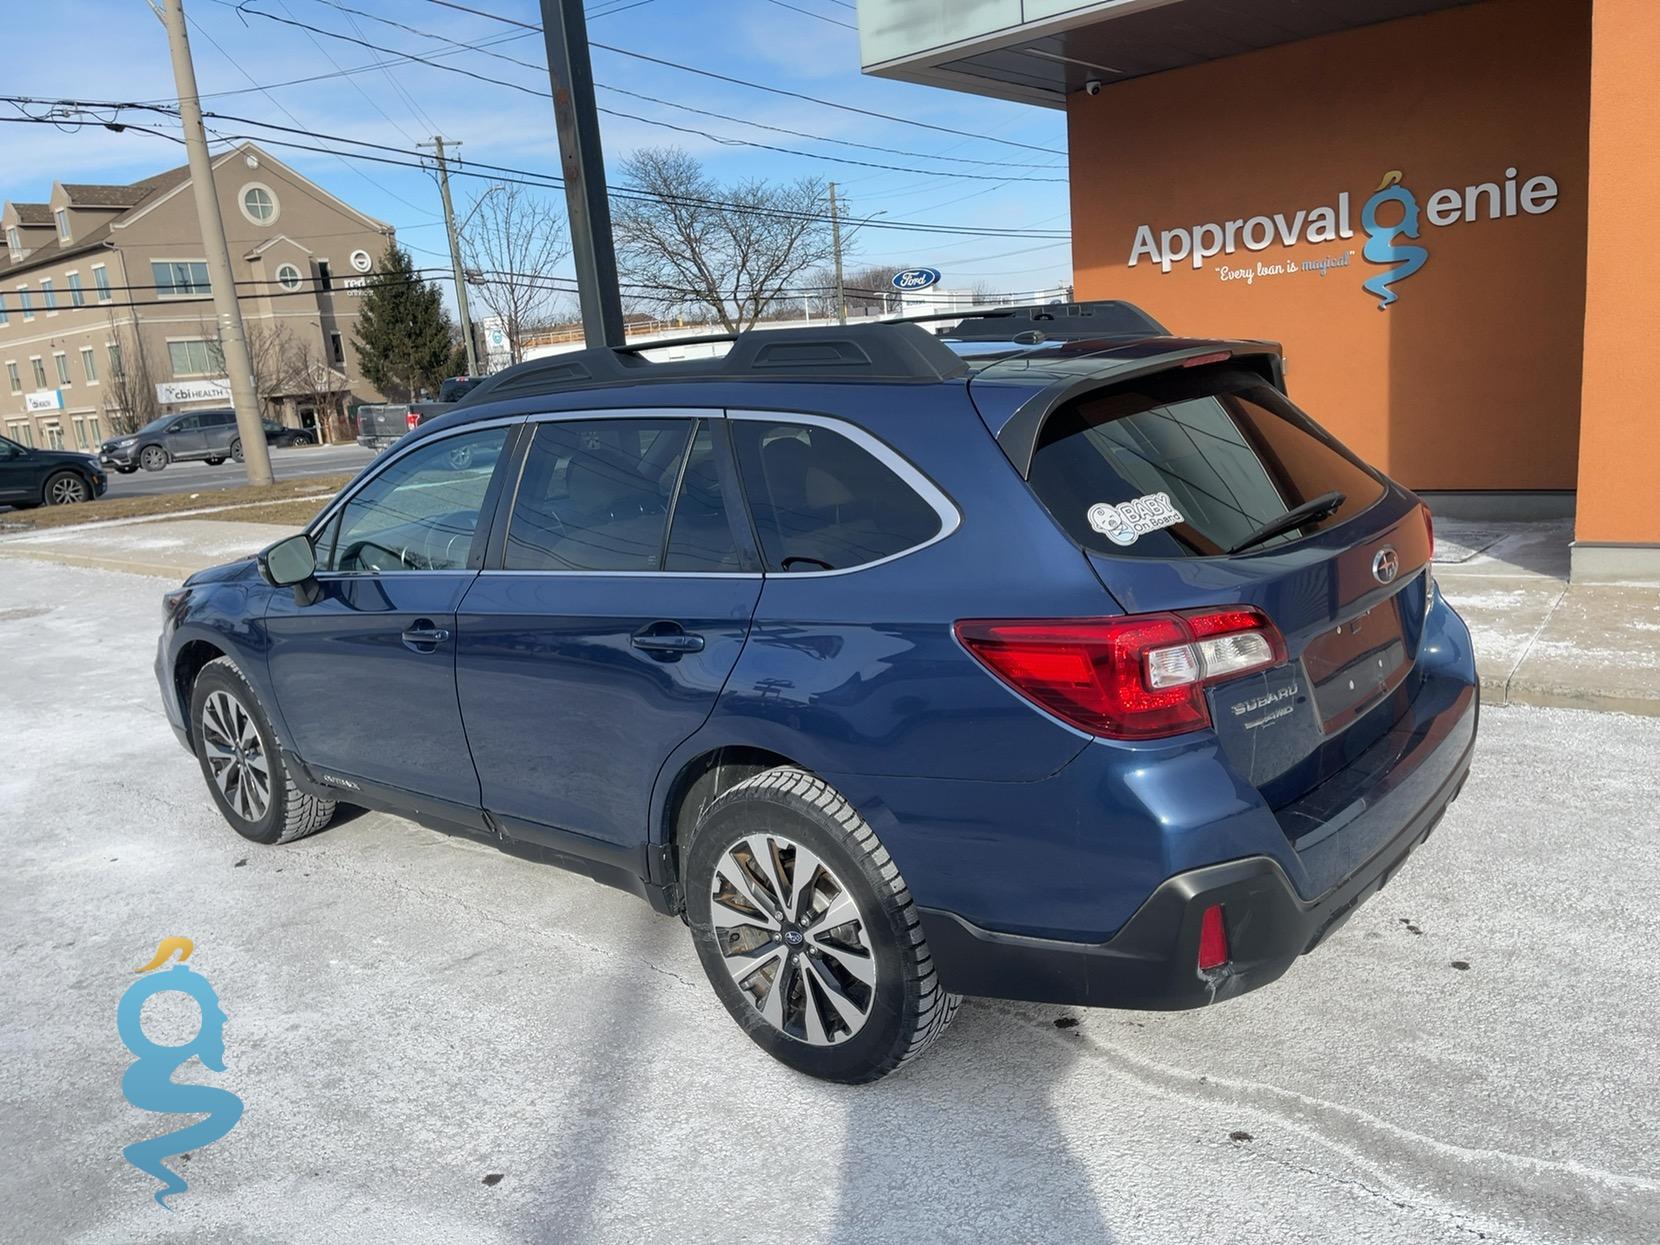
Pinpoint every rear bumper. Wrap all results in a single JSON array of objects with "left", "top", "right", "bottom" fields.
[{"left": 919, "top": 704, "right": 1473, "bottom": 1009}]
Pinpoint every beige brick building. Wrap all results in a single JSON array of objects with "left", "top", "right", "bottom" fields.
[{"left": 1, "top": 142, "right": 394, "bottom": 451}]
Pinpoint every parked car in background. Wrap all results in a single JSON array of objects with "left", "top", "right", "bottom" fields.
[
  {"left": 263, "top": 420, "right": 318, "bottom": 448},
  {"left": 0, "top": 433, "right": 108, "bottom": 508},
  {"left": 438, "top": 374, "right": 489, "bottom": 403},
  {"left": 156, "top": 308, "right": 1476, "bottom": 1084},
  {"left": 355, "top": 401, "right": 455, "bottom": 452},
  {"left": 100, "top": 409, "right": 245, "bottom": 473}
]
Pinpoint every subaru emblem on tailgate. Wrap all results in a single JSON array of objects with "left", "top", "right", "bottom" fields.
[{"left": 1372, "top": 547, "right": 1400, "bottom": 584}]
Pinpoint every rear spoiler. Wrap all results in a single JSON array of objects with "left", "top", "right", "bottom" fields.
[{"left": 988, "top": 339, "right": 1285, "bottom": 479}]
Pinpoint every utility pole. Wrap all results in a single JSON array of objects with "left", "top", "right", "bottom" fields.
[
  {"left": 829, "top": 182, "right": 846, "bottom": 325},
  {"left": 421, "top": 136, "right": 479, "bottom": 376},
  {"left": 158, "top": 0, "right": 273, "bottom": 486},
  {"left": 541, "top": 0, "right": 625, "bottom": 349}
]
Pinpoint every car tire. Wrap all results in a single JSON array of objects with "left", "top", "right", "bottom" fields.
[
  {"left": 685, "top": 766, "right": 960, "bottom": 1083},
  {"left": 115, "top": 465, "right": 138, "bottom": 475},
  {"left": 140, "top": 445, "right": 168, "bottom": 471},
  {"left": 230, "top": 438, "right": 244, "bottom": 463},
  {"left": 189, "top": 656, "right": 336, "bottom": 846},
  {"left": 205, "top": 456, "right": 226, "bottom": 466},
  {"left": 43, "top": 471, "right": 90, "bottom": 506}
]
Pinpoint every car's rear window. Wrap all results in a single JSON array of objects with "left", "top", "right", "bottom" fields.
[{"left": 1027, "top": 366, "right": 1385, "bottom": 558}]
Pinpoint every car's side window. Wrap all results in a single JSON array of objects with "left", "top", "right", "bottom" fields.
[
  {"left": 324, "top": 427, "right": 508, "bottom": 573},
  {"left": 503, "top": 418, "right": 690, "bottom": 572},
  {"left": 171, "top": 415, "right": 199, "bottom": 433},
  {"left": 731, "top": 418, "right": 943, "bottom": 572},
  {"left": 665, "top": 421, "right": 747, "bottom": 572}
]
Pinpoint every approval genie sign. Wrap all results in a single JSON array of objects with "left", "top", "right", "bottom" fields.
[{"left": 1127, "top": 166, "right": 1559, "bottom": 307}]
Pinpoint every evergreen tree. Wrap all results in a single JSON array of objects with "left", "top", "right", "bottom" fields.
[{"left": 352, "top": 243, "right": 453, "bottom": 401}]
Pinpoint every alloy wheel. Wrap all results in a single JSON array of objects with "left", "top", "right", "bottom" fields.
[
  {"left": 709, "top": 833, "right": 877, "bottom": 1046},
  {"left": 141, "top": 446, "right": 166, "bottom": 470},
  {"left": 46, "top": 475, "right": 88, "bottom": 505},
  {"left": 200, "top": 690, "right": 271, "bottom": 823}
]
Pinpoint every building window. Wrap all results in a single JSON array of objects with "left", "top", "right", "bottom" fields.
[
  {"left": 275, "top": 262, "right": 303, "bottom": 292},
  {"left": 5, "top": 227, "right": 20, "bottom": 262},
  {"left": 5, "top": 362, "right": 19, "bottom": 393},
  {"left": 240, "top": 184, "right": 278, "bottom": 225},
  {"left": 328, "top": 331, "right": 345, "bottom": 365},
  {"left": 0, "top": 293, "right": 7, "bottom": 327},
  {"left": 67, "top": 272, "right": 85, "bottom": 307},
  {"left": 108, "top": 342, "right": 124, "bottom": 377},
  {"left": 53, "top": 352, "right": 71, "bottom": 386},
  {"left": 55, "top": 208, "right": 71, "bottom": 241},
  {"left": 44, "top": 421, "right": 64, "bottom": 450},
  {"left": 40, "top": 278, "right": 57, "bottom": 312},
  {"left": 9, "top": 420, "right": 34, "bottom": 446},
  {"left": 80, "top": 347, "right": 98, "bottom": 384},
  {"left": 151, "top": 260, "right": 211, "bottom": 298},
  {"left": 167, "top": 338, "right": 220, "bottom": 377},
  {"left": 92, "top": 264, "right": 111, "bottom": 303},
  {"left": 316, "top": 260, "right": 333, "bottom": 292},
  {"left": 31, "top": 357, "right": 47, "bottom": 389},
  {"left": 18, "top": 286, "right": 33, "bottom": 321}
]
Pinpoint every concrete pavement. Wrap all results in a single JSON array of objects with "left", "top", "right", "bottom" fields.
[{"left": 1, "top": 558, "right": 1657, "bottom": 1243}]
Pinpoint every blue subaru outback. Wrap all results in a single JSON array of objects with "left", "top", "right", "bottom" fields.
[{"left": 156, "top": 302, "right": 1477, "bottom": 1083}]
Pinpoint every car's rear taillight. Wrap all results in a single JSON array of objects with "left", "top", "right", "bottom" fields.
[
  {"left": 406, "top": 411, "right": 421, "bottom": 430},
  {"left": 954, "top": 607, "right": 1285, "bottom": 740}
]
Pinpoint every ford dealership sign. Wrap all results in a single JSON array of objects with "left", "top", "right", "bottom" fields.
[{"left": 891, "top": 267, "right": 941, "bottom": 292}]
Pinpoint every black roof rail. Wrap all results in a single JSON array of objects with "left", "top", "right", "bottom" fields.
[
  {"left": 455, "top": 321, "right": 969, "bottom": 407},
  {"left": 937, "top": 300, "right": 1167, "bottom": 341}
]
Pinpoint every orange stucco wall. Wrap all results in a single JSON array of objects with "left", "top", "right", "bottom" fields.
[
  {"left": 1067, "top": 0, "right": 1592, "bottom": 492},
  {"left": 1573, "top": 0, "right": 1660, "bottom": 544}
]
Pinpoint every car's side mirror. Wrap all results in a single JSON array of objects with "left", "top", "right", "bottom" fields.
[{"left": 257, "top": 533, "right": 321, "bottom": 604}]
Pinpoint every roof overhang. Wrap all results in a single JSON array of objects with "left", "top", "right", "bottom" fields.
[{"left": 860, "top": 0, "right": 1482, "bottom": 107}]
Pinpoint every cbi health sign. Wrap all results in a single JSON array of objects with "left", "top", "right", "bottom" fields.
[{"left": 1127, "top": 165, "right": 1560, "bottom": 308}]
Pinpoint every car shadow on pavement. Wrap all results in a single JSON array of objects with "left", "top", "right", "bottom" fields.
[{"left": 827, "top": 999, "right": 1117, "bottom": 1243}]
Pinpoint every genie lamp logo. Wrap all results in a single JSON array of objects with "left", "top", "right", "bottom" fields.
[
  {"left": 118, "top": 937, "right": 245, "bottom": 1208},
  {"left": 891, "top": 267, "right": 941, "bottom": 292},
  {"left": 1361, "top": 170, "right": 1430, "bottom": 310}
]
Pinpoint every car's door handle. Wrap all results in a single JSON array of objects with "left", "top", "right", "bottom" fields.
[
  {"left": 631, "top": 622, "right": 705, "bottom": 658},
  {"left": 401, "top": 621, "right": 451, "bottom": 652}
]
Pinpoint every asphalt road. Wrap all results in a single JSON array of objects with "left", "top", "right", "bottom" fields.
[
  {"left": 96, "top": 443, "right": 374, "bottom": 500},
  {"left": 2, "top": 559, "right": 1657, "bottom": 1244}
]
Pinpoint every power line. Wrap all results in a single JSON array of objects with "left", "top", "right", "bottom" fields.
[
  {"left": 0, "top": 106, "right": 1070, "bottom": 240},
  {"left": 765, "top": 0, "right": 856, "bottom": 30},
  {"left": 221, "top": 3, "right": 1066, "bottom": 182},
  {"left": 408, "top": 0, "right": 1066, "bottom": 157}
]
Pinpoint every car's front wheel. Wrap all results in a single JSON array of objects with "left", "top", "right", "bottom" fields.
[
  {"left": 189, "top": 656, "right": 336, "bottom": 845},
  {"left": 139, "top": 445, "right": 168, "bottom": 471},
  {"left": 685, "top": 766, "right": 959, "bottom": 1083},
  {"left": 43, "top": 471, "right": 90, "bottom": 505}
]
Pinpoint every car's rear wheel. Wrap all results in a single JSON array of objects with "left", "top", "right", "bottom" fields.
[
  {"left": 189, "top": 656, "right": 335, "bottom": 845},
  {"left": 230, "top": 438, "right": 244, "bottom": 463},
  {"left": 685, "top": 766, "right": 959, "bottom": 1083},
  {"left": 115, "top": 465, "right": 138, "bottom": 475},
  {"left": 43, "top": 471, "right": 90, "bottom": 505},
  {"left": 139, "top": 445, "right": 168, "bottom": 471}
]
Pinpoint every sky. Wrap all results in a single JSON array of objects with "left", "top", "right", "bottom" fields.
[{"left": 0, "top": 0, "right": 1074, "bottom": 321}]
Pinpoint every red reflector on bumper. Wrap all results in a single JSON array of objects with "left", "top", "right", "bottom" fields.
[{"left": 1197, "top": 904, "right": 1229, "bottom": 971}]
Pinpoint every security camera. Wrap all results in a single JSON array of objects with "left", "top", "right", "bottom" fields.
[{"left": 1084, "top": 79, "right": 1103, "bottom": 97}]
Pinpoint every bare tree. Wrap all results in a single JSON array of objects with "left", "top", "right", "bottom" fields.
[
  {"left": 804, "top": 263, "right": 894, "bottom": 318},
  {"left": 459, "top": 184, "right": 570, "bottom": 367},
  {"left": 612, "top": 147, "right": 838, "bottom": 333},
  {"left": 101, "top": 312, "right": 157, "bottom": 435}
]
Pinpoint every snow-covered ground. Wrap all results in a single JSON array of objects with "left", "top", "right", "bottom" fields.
[{"left": 2, "top": 559, "right": 1658, "bottom": 1244}]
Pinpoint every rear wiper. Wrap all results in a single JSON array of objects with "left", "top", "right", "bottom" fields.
[{"left": 1226, "top": 490, "right": 1346, "bottom": 555}]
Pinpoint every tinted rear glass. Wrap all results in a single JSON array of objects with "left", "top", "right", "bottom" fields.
[{"left": 1028, "top": 366, "right": 1385, "bottom": 558}]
